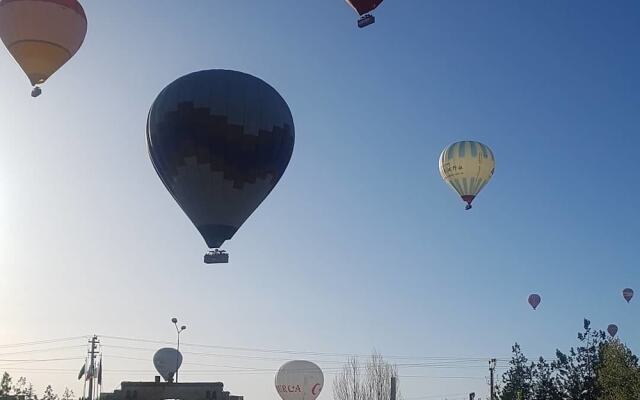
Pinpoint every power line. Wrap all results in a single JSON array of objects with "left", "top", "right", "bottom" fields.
[
  {"left": 0, "top": 366, "right": 491, "bottom": 382},
  {"left": 0, "top": 345, "right": 86, "bottom": 357},
  {"left": 0, "top": 357, "right": 85, "bottom": 363},
  {"left": 102, "top": 344, "right": 349, "bottom": 364},
  {"left": 104, "top": 353, "right": 501, "bottom": 372},
  {"left": 0, "top": 334, "right": 505, "bottom": 387},
  {"left": 99, "top": 334, "right": 509, "bottom": 362},
  {"left": 0, "top": 336, "right": 88, "bottom": 349},
  {"left": 404, "top": 393, "right": 469, "bottom": 400},
  {"left": 102, "top": 349, "right": 501, "bottom": 370}
]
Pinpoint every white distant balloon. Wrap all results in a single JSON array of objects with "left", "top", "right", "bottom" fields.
[
  {"left": 275, "top": 360, "right": 324, "bottom": 400},
  {"left": 153, "top": 348, "right": 183, "bottom": 382}
]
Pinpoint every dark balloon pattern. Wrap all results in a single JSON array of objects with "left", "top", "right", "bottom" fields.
[
  {"left": 623, "top": 288, "right": 634, "bottom": 303},
  {"left": 147, "top": 70, "right": 294, "bottom": 251},
  {"left": 528, "top": 294, "right": 541, "bottom": 310},
  {"left": 345, "top": 0, "right": 383, "bottom": 15}
]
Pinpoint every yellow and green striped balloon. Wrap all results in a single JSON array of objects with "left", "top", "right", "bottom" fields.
[{"left": 439, "top": 141, "right": 495, "bottom": 210}]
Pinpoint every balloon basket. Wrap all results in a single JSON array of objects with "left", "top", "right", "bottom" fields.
[
  {"left": 204, "top": 249, "right": 229, "bottom": 264},
  {"left": 31, "top": 86, "right": 42, "bottom": 97},
  {"left": 357, "top": 14, "right": 375, "bottom": 28}
]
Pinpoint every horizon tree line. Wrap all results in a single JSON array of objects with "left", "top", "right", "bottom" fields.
[
  {"left": 0, "top": 373, "right": 75, "bottom": 400},
  {"left": 498, "top": 319, "right": 640, "bottom": 400}
]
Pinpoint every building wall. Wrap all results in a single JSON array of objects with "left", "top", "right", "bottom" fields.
[{"left": 100, "top": 382, "right": 243, "bottom": 400}]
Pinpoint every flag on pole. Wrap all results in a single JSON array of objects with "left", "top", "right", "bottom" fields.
[
  {"left": 98, "top": 356, "right": 103, "bottom": 386},
  {"left": 78, "top": 363, "right": 86, "bottom": 380},
  {"left": 86, "top": 363, "right": 95, "bottom": 381}
]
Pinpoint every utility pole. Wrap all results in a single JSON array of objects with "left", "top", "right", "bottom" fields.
[
  {"left": 87, "top": 336, "right": 100, "bottom": 400},
  {"left": 390, "top": 376, "right": 397, "bottom": 400},
  {"left": 489, "top": 358, "right": 496, "bottom": 400}
]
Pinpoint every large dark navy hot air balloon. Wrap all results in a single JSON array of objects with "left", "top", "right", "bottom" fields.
[
  {"left": 345, "top": 0, "right": 384, "bottom": 28},
  {"left": 147, "top": 70, "right": 295, "bottom": 264}
]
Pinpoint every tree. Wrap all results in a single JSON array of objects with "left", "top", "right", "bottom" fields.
[
  {"left": 595, "top": 339, "right": 640, "bottom": 400},
  {"left": 499, "top": 344, "right": 533, "bottom": 400},
  {"left": 23, "top": 382, "right": 37, "bottom": 400},
  {"left": 12, "top": 378, "right": 37, "bottom": 400},
  {"left": 0, "top": 372, "right": 12, "bottom": 396},
  {"left": 364, "top": 352, "right": 400, "bottom": 400},
  {"left": 553, "top": 319, "right": 604, "bottom": 400},
  {"left": 13, "top": 377, "right": 27, "bottom": 396},
  {"left": 333, "top": 352, "right": 401, "bottom": 400},
  {"left": 41, "top": 385, "right": 57, "bottom": 400},
  {"left": 60, "top": 388, "right": 74, "bottom": 400},
  {"left": 334, "top": 357, "right": 364, "bottom": 400},
  {"left": 531, "top": 357, "right": 562, "bottom": 400}
]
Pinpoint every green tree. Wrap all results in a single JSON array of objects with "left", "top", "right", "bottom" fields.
[
  {"left": 41, "top": 386, "right": 57, "bottom": 400},
  {"left": 553, "top": 319, "right": 604, "bottom": 400},
  {"left": 499, "top": 344, "right": 533, "bottom": 400},
  {"left": 595, "top": 339, "right": 640, "bottom": 400},
  {"left": 531, "top": 357, "right": 562, "bottom": 400},
  {"left": 0, "top": 372, "right": 12, "bottom": 396}
]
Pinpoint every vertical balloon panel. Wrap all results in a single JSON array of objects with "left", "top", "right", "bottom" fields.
[{"left": 439, "top": 141, "right": 495, "bottom": 210}]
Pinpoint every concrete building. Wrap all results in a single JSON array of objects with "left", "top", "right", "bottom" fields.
[{"left": 100, "top": 382, "right": 243, "bottom": 400}]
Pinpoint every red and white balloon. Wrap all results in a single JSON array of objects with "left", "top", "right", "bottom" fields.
[{"left": 275, "top": 360, "right": 324, "bottom": 400}]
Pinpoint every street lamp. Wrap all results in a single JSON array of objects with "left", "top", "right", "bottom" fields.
[{"left": 171, "top": 317, "right": 187, "bottom": 383}]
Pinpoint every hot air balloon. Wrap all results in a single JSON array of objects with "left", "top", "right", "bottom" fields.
[
  {"left": 345, "top": 0, "right": 383, "bottom": 28},
  {"left": 153, "top": 348, "right": 182, "bottom": 382},
  {"left": 147, "top": 70, "right": 295, "bottom": 264},
  {"left": 607, "top": 324, "right": 618, "bottom": 338},
  {"left": 0, "top": 0, "right": 87, "bottom": 97},
  {"left": 275, "top": 360, "right": 324, "bottom": 400},
  {"left": 439, "top": 141, "right": 495, "bottom": 210},
  {"left": 623, "top": 288, "right": 634, "bottom": 303},
  {"left": 528, "top": 294, "right": 541, "bottom": 310}
]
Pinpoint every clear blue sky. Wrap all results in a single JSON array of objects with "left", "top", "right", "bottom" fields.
[{"left": 0, "top": 1, "right": 639, "bottom": 399}]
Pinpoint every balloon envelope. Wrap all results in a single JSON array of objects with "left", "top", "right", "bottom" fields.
[
  {"left": 439, "top": 141, "right": 495, "bottom": 209},
  {"left": 147, "top": 69, "right": 295, "bottom": 250},
  {"left": 275, "top": 360, "right": 324, "bottom": 400},
  {"left": 345, "top": 0, "right": 383, "bottom": 15},
  {"left": 0, "top": 0, "right": 87, "bottom": 86},
  {"left": 607, "top": 324, "right": 618, "bottom": 338},
  {"left": 528, "top": 294, "right": 541, "bottom": 310},
  {"left": 153, "top": 348, "right": 182, "bottom": 382},
  {"left": 623, "top": 288, "right": 634, "bottom": 303}
]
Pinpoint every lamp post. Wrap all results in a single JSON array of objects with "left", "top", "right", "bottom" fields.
[{"left": 171, "top": 317, "right": 186, "bottom": 383}]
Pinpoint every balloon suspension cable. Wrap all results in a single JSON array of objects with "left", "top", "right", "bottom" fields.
[
  {"left": 204, "top": 248, "right": 229, "bottom": 264},
  {"left": 31, "top": 86, "right": 42, "bottom": 98}
]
